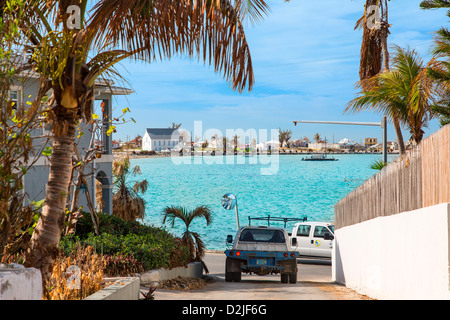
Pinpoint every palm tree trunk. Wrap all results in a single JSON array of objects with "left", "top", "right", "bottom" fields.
[
  {"left": 392, "top": 116, "right": 406, "bottom": 155},
  {"left": 24, "top": 106, "right": 78, "bottom": 281}
]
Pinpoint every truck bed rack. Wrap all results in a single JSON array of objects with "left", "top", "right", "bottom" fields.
[{"left": 248, "top": 216, "right": 307, "bottom": 229}]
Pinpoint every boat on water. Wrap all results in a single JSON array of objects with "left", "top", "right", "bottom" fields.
[{"left": 301, "top": 154, "right": 338, "bottom": 161}]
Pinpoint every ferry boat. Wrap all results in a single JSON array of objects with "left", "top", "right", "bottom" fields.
[{"left": 301, "top": 154, "right": 338, "bottom": 161}]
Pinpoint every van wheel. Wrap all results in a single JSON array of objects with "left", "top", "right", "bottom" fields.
[
  {"left": 289, "top": 272, "right": 297, "bottom": 284},
  {"left": 281, "top": 274, "right": 288, "bottom": 283}
]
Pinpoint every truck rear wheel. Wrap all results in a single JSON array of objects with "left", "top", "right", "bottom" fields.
[
  {"left": 225, "top": 258, "right": 241, "bottom": 282},
  {"left": 232, "top": 271, "right": 241, "bottom": 282},
  {"left": 289, "top": 272, "right": 297, "bottom": 284},
  {"left": 281, "top": 274, "right": 288, "bottom": 283}
]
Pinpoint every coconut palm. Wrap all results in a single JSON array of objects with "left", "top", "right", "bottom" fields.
[
  {"left": 355, "top": 0, "right": 406, "bottom": 154},
  {"left": 112, "top": 157, "right": 148, "bottom": 221},
  {"left": 12, "top": 0, "right": 268, "bottom": 277},
  {"left": 233, "top": 134, "right": 240, "bottom": 154},
  {"left": 346, "top": 46, "right": 436, "bottom": 146},
  {"left": 162, "top": 205, "right": 213, "bottom": 272},
  {"left": 313, "top": 133, "right": 321, "bottom": 143},
  {"left": 420, "top": 0, "right": 450, "bottom": 126}
]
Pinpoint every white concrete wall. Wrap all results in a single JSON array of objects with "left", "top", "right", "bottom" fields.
[
  {"left": 332, "top": 203, "right": 450, "bottom": 300},
  {"left": 84, "top": 277, "right": 140, "bottom": 300},
  {"left": 0, "top": 265, "right": 42, "bottom": 300}
]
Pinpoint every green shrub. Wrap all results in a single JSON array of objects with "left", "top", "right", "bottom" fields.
[{"left": 60, "top": 212, "right": 189, "bottom": 274}]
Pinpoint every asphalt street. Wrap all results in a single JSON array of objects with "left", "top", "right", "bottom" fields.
[{"left": 147, "top": 251, "right": 370, "bottom": 300}]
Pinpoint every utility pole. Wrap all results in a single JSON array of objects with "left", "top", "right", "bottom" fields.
[{"left": 293, "top": 116, "right": 388, "bottom": 163}]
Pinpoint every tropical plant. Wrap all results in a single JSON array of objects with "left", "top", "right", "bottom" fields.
[
  {"left": 420, "top": 0, "right": 450, "bottom": 126},
  {"left": 10, "top": 0, "right": 268, "bottom": 278},
  {"left": 112, "top": 157, "right": 148, "bottom": 221},
  {"left": 60, "top": 212, "right": 190, "bottom": 271},
  {"left": 222, "top": 137, "right": 229, "bottom": 154},
  {"left": 370, "top": 159, "right": 387, "bottom": 170},
  {"left": 233, "top": 134, "right": 240, "bottom": 153},
  {"left": 313, "top": 133, "right": 321, "bottom": 143},
  {"left": 355, "top": 0, "right": 407, "bottom": 154},
  {"left": 346, "top": 46, "right": 436, "bottom": 146},
  {"left": 162, "top": 205, "right": 213, "bottom": 272},
  {"left": 278, "top": 128, "right": 292, "bottom": 147}
]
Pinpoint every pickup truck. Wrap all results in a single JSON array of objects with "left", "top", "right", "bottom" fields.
[
  {"left": 289, "top": 221, "right": 335, "bottom": 258},
  {"left": 225, "top": 226, "right": 299, "bottom": 283}
]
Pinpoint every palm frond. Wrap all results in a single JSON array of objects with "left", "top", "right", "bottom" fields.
[
  {"left": 162, "top": 206, "right": 188, "bottom": 228},
  {"left": 235, "top": 0, "right": 270, "bottom": 26},
  {"left": 347, "top": 46, "right": 437, "bottom": 144},
  {"left": 87, "top": 0, "right": 255, "bottom": 92}
]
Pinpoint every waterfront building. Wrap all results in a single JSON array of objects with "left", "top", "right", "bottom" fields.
[{"left": 142, "top": 128, "right": 182, "bottom": 152}]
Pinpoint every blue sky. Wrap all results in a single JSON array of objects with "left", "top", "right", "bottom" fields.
[{"left": 111, "top": 0, "right": 449, "bottom": 144}]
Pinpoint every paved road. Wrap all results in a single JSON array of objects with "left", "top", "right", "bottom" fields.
[{"left": 148, "top": 252, "right": 370, "bottom": 300}]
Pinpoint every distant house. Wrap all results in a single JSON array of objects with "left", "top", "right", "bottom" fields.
[
  {"left": 364, "top": 137, "right": 378, "bottom": 147},
  {"left": 142, "top": 128, "right": 182, "bottom": 151},
  {"left": 290, "top": 139, "right": 309, "bottom": 148},
  {"left": 127, "top": 135, "right": 142, "bottom": 148},
  {"left": 112, "top": 140, "right": 121, "bottom": 149}
]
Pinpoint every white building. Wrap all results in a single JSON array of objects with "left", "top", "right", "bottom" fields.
[{"left": 142, "top": 128, "right": 182, "bottom": 151}]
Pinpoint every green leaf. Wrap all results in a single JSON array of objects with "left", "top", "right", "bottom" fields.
[{"left": 42, "top": 146, "right": 52, "bottom": 157}]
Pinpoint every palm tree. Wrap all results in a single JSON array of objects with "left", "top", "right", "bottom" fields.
[
  {"left": 14, "top": 0, "right": 268, "bottom": 277},
  {"left": 355, "top": 0, "right": 406, "bottom": 154},
  {"left": 162, "top": 205, "right": 213, "bottom": 272},
  {"left": 313, "top": 133, "right": 321, "bottom": 143},
  {"left": 420, "top": 0, "right": 450, "bottom": 126},
  {"left": 112, "top": 157, "right": 148, "bottom": 221},
  {"left": 222, "top": 137, "right": 229, "bottom": 154},
  {"left": 233, "top": 134, "right": 240, "bottom": 154},
  {"left": 346, "top": 46, "right": 436, "bottom": 146}
]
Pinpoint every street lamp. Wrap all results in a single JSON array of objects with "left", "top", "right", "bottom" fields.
[{"left": 293, "top": 116, "right": 388, "bottom": 163}]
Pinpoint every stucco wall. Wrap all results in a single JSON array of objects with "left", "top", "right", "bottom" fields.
[{"left": 332, "top": 203, "right": 450, "bottom": 300}]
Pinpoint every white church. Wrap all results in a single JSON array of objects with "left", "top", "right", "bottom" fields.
[{"left": 142, "top": 128, "right": 182, "bottom": 152}]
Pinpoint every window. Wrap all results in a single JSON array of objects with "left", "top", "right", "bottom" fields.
[
  {"left": 296, "top": 225, "right": 311, "bottom": 237},
  {"left": 239, "top": 228, "right": 285, "bottom": 243},
  {"left": 159, "top": 141, "right": 161, "bottom": 146},
  {"left": 313, "top": 226, "right": 332, "bottom": 238},
  {"left": 9, "top": 90, "right": 20, "bottom": 109},
  {"left": 154, "top": 141, "right": 156, "bottom": 146}
]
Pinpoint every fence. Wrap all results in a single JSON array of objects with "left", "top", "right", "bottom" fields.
[{"left": 335, "top": 124, "right": 450, "bottom": 229}]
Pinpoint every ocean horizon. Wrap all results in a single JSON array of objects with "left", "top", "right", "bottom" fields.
[{"left": 131, "top": 153, "right": 397, "bottom": 250}]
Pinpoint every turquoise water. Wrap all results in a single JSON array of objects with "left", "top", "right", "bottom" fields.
[{"left": 132, "top": 154, "right": 396, "bottom": 250}]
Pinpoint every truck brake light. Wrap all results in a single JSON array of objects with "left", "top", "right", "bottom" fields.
[
  {"left": 290, "top": 253, "right": 295, "bottom": 258},
  {"left": 283, "top": 253, "right": 288, "bottom": 258},
  {"left": 236, "top": 251, "right": 241, "bottom": 256}
]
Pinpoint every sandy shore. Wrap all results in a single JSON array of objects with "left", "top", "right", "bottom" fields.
[{"left": 113, "top": 150, "right": 397, "bottom": 160}]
